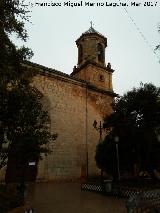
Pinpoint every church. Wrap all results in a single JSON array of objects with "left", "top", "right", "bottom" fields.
[{"left": 1, "top": 26, "right": 116, "bottom": 182}]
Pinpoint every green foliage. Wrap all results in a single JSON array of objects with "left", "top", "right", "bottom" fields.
[
  {"left": 0, "top": 0, "right": 56, "bottom": 171},
  {"left": 0, "top": 184, "right": 24, "bottom": 213},
  {"left": 0, "top": 0, "right": 33, "bottom": 84},
  {"left": 96, "top": 83, "right": 160, "bottom": 178},
  {"left": 155, "top": 23, "right": 160, "bottom": 59},
  {"left": 0, "top": 0, "right": 30, "bottom": 40},
  {"left": 4, "top": 85, "right": 57, "bottom": 167},
  {"left": 95, "top": 134, "right": 117, "bottom": 177},
  {"left": 0, "top": 1, "right": 57, "bottom": 211}
]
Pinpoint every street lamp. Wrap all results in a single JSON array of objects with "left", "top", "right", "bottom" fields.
[
  {"left": 155, "top": 127, "right": 160, "bottom": 142},
  {"left": 93, "top": 120, "right": 104, "bottom": 181},
  {"left": 157, "top": 132, "right": 160, "bottom": 142},
  {"left": 93, "top": 120, "right": 103, "bottom": 142},
  {"left": 114, "top": 136, "right": 120, "bottom": 181}
]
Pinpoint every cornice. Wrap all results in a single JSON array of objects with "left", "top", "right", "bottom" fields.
[
  {"left": 71, "top": 60, "right": 114, "bottom": 76},
  {"left": 23, "top": 60, "right": 117, "bottom": 97}
]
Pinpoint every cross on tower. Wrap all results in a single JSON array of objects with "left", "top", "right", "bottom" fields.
[{"left": 90, "top": 21, "right": 94, "bottom": 28}]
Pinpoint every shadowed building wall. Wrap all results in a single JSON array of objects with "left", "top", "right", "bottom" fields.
[{"left": 1, "top": 26, "right": 116, "bottom": 182}]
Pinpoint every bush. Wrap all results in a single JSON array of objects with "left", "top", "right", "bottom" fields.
[{"left": 0, "top": 184, "right": 24, "bottom": 213}]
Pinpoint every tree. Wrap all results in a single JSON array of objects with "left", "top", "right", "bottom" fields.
[
  {"left": 95, "top": 134, "right": 117, "bottom": 179},
  {"left": 0, "top": 0, "right": 56, "bottom": 176},
  {"left": 155, "top": 23, "right": 160, "bottom": 58},
  {"left": 95, "top": 83, "right": 160, "bottom": 178},
  {"left": 0, "top": 1, "right": 57, "bottom": 211}
]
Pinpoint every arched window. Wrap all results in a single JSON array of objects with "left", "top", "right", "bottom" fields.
[
  {"left": 97, "top": 43, "right": 104, "bottom": 63},
  {"left": 78, "top": 45, "right": 83, "bottom": 64}
]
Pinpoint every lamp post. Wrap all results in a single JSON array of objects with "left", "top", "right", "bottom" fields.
[
  {"left": 93, "top": 120, "right": 103, "bottom": 142},
  {"left": 156, "top": 131, "right": 160, "bottom": 142},
  {"left": 93, "top": 120, "right": 104, "bottom": 181},
  {"left": 155, "top": 127, "right": 160, "bottom": 141},
  {"left": 114, "top": 136, "right": 120, "bottom": 181}
]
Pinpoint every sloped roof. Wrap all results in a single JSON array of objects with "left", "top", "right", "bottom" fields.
[
  {"left": 83, "top": 26, "right": 104, "bottom": 37},
  {"left": 76, "top": 26, "right": 107, "bottom": 46}
]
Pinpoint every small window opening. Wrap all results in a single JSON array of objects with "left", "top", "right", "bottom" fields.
[
  {"left": 78, "top": 45, "right": 83, "bottom": 64},
  {"left": 99, "top": 75, "right": 104, "bottom": 82},
  {"left": 97, "top": 43, "right": 104, "bottom": 63}
]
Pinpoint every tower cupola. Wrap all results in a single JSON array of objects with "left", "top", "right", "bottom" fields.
[
  {"left": 76, "top": 25, "right": 107, "bottom": 68},
  {"left": 71, "top": 25, "right": 114, "bottom": 91}
]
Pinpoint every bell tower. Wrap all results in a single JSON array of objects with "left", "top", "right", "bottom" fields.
[
  {"left": 77, "top": 24, "right": 106, "bottom": 68},
  {"left": 71, "top": 25, "right": 114, "bottom": 91}
]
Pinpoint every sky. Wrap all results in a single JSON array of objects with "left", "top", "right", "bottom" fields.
[{"left": 16, "top": 0, "right": 160, "bottom": 95}]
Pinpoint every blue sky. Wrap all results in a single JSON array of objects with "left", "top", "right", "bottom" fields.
[{"left": 17, "top": 0, "right": 160, "bottom": 95}]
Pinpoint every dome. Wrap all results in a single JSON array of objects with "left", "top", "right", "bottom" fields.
[
  {"left": 83, "top": 26, "right": 104, "bottom": 37},
  {"left": 76, "top": 25, "right": 107, "bottom": 47}
]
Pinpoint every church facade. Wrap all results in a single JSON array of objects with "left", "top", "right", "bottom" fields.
[{"left": 1, "top": 26, "right": 116, "bottom": 182}]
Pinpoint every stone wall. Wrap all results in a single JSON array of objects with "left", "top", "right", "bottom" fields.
[
  {"left": 73, "top": 63, "right": 113, "bottom": 91},
  {"left": 32, "top": 69, "right": 113, "bottom": 181}
]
